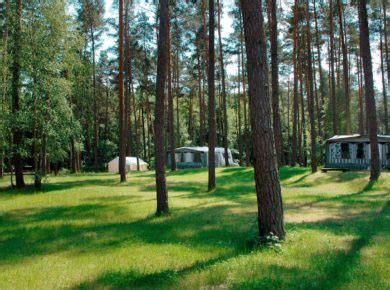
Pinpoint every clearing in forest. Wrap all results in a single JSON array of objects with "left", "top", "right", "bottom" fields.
[{"left": 0, "top": 167, "right": 389, "bottom": 289}]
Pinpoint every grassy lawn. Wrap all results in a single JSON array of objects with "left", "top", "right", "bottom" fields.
[{"left": 0, "top": 167, "right": 389, "bottom": 289}]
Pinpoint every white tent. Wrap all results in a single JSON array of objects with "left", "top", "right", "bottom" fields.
[{"left": 108, "top": 157, "right": 148, "bottom": 173}]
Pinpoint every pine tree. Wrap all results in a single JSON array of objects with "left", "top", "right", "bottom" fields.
[
  {"left": 155, "top": 0, "right": 169, "bottom": 214},
  {"left": 358, "top": 0, "right": 380, "bottom": 181},
  {"left": 240, "top": 0, "right": 284, "bottom": 239}
]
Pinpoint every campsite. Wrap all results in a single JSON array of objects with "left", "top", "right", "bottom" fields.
[
  {"left": 0, "top": 0, "right": 389, "bottom": 289},
  {"left": 1, "top": 168, "right": 389, "bottom": 289}
]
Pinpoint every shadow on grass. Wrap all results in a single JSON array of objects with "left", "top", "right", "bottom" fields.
[
  {"left": 0, "top": 167, "right": 387, "bottom": 289},
  {"left": 71, "top": 201, "right": 389, "bottom": 289},
  {"left": 75, "top": 252, "right": 247, "bottom": 290}
]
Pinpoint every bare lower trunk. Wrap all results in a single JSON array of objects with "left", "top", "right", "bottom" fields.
[
  {"left": 305, "top": 0, "right": 317, "bottom": 173},
  {"left": 241, "top": 0, "right": 284, "bottom": 240},
  {"left": 337, "top": 0, "right": 351, "bottom": 134},
  {"left": 217, "top": 0, "right": 229, "bottom": 166},
  {"left": 380, "top": 24, "right": 388, "bottom": 133},
  {"left": 268, "top": 0, "right": 282, "bottom": 166},
  {"left": 291, "top": 0, "right": 299, "bottom": 167},
  {"left": 208, "top": 0, "right": 216, "bottom": 190},
  {"left": 357, "top": 50, "right": 364, "bottom": 135},
  {"left": 155, "top": 0, "right": 169, "bottom": 214},
  {"left": 118, "top": 0, "right": 126, "bottom": 182},
  {"left": 168, "top": 24, "right": 176, "bottom": 171},
  {"left": 11, "top": 0, "right": 25, "bottom": 188},
  {"left": 358, "top": 0, "right": 380, "bottom": 181},
  {"left": 383, "top": 0, "right": 389, "bottom": 133},
  {"left": 329, "top": 0, "right": 338, "bottom": 135}
]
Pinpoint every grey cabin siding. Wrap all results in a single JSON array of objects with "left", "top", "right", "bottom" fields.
[{"left": 325, "top": 141, "right": 390, "bottom": 170}]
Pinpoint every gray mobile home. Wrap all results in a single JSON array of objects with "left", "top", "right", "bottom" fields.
[
  {"left": 167, "top": 147, "right": 237, "bottom": 169},
  {"left": 324, "top": 135, "right": 390, "bottom": 171}
]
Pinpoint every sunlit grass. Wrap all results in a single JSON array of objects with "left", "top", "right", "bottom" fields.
[{"left": 0, "top": 167, "right": 389, "bottom": 289}]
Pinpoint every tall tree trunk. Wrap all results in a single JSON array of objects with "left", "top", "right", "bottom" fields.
[
  {"left": 208, "top": 0, "right": 216, "bottom": 191},
  {"left": 155, "top": 0, "right": 169, "bottom": 214},
  {"left": 313, "top": 0, "right": 325, "bottom": 114},
  {"left": 329, "top": 0, "right": 338, "bottom": 135},
  {"left": 104, "top": 85, "right": 109, "bottom": 138},
  {"left": 0, "top": 0, "right": 10, "bottom": 179},
  {"left": 32, "top": 83, "right": 41, "bottom": 190},
  {"left": 239, "top": 11, "right": 251, "bottom": 167},
  {"left": 357, "top": 49, "right": 364, "bottom": 135},
  {"left": 291, "top": 0, "right": 299, "bottom": 167},
  {"left": 237, "top": 50, "right": 243, "bottom": 166},
  {"left": 268, "top": 0, "right": 282, "bottom": 166},
  {"left": 337, "top": 0, "right": 351, "bottom": 134},
  {"left": 124, "top": 0, "right": 132, "bottom": 156},
  {"left": 305, "top": 0, "right": 317, "bottom": 173},
  {"left": 175, "top": 51, "right": 181, "bottom": 147},
  {"left": 196, "top": 39, "right": 205, "bottom": 146},
  {"left": 11, "top": 0, "right": 25, "bottom": 188},
  {"left": 91, "top": 25, "right": 99, "bottom": 171},
  {"left": 217, "top": 0, "right": 229, "bottom": 166},
  {"left": 118, "top": 0, "right": 126, "bottom": 182},
  {"left": 380, "top": 20, "right": 388, "bottom": 133},
  {"left": 168, "top": 21, "right": 176, "bottom": 171},
  {"left": 383, "top": 0, "right": 390, "bottom": 134},
  {"left": 358, "top": 0, "right": 380, "bottom": 181},
  {"left": 313, "top": 0, "right": 324, "bottom": 162},
  {"left": 299, "top": 64, "right": 307, "bottom": 167},
  {"left": 312, "top": 44, "right": 322, "bottom": 163},
  {"left": 240, "top": 0, "right": 284, "bottom": 240}
]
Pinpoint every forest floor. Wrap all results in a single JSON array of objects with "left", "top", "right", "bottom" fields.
[{"left": 0, "top": 167, "right": 389, "bottom": 289}]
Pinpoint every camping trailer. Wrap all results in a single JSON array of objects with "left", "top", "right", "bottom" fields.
[
  {"left": 167, "top": 147, "right": 237, "bottom": 169},
  {"left": 324, "top": 135, "right": 390, "bottom": 171},
  {"left": 108, "top": 157, "right": 148, "bottom": 173}
]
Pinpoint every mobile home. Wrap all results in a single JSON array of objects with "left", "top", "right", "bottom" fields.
[
  {"left": 167, "top": 147, "right": 237, "bottom": 169},
  {"left": 324, "top": 135, "right": 390, "bottom": 171}
]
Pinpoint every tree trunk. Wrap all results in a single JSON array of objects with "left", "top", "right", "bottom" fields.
[
  {"left": 305, "top": 0, "right": 317, "bottom": 173},
  {"left": 241, "top": 0, "right": 284, "bottom": 240},
  {"left": 383, "top": 0, "right": 389, "bottom": 134},
  {"left": 168, "top": 22, "right": 176, "bottom": 171},
  {"left": 299, "top": 63, "right": 307, "bottom": 167},
  {"left": 104, "top": 85, "right": 109, "bottom": 138},
  {"left": 329, "top": 0, "right": 338, "bottom": 135},
  {"left": 239, "top": 11, "right": 251, "bottom": 167},
  {"left": 155, "top": 0, "right": 169, "bottom": 214},
  {"left": 357, "top": 49, "right": 364, "bottom": 135},
  {"left": 90, "top": 24, "right": 99, "bottom": 172},
  {"left": 337, "top": 0, "right": 351, "bottom": 134},
  {"left": 33, "top": 83, "right": 41, "bottom": 190},
  {"left": 291, "top": 0, "right": 299, "bottom": 167},
  {"left": 0, "top": 0, "right": 9, "bottom": 179},
  {"left": 175, "top": 52, "right": 181, "bottom": 147},
  {"left": 118, "top": 0, "right": 126, "bottom": 182},
  {"left": 237, "top": 48, "right": 243, "bottom": 166},
  {"left": 380, "top": 6, "right": 390, "bottom": 134},
  {"left": 313, "top": 0, "right": 325, "bottom": 118},
  {"left": 196, "top": 39, "right": 205, "bottom": 146},
  {"left": 11, "top": 0, "right": 25, "bottom": 188},
  {"left": 268, "top": 0, "right": 282, "bottom": 166},
  {"left": 208, "top": 0, "right": 216, "bottom": 191},
  {"left": 380, "top": 20, "right": 388, "bottom": 133},
  {"left": 358, "top": 0, "right": 380, "bottom": 181},
  {"left": 124, "top": 0, "right": 133, "bottom": 156},
  {"left": 217, "top": 0, "right": 229, "bottom": 166}
]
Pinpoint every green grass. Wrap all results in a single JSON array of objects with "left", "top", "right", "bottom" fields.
[{"left": 0, "top": 167, "right": 389, "bottom": 289}]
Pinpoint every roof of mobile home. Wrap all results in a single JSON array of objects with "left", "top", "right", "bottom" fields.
[
  {"left": 326, "top": 135, "right": 390, "bottom": 143},
  {"left": 173, "top": 147, "right": 232, "bottom": 153}
]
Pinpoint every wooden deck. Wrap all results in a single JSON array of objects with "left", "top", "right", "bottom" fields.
[{"left": 321, "top": 168, "right": 351, "bottom": 173}]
